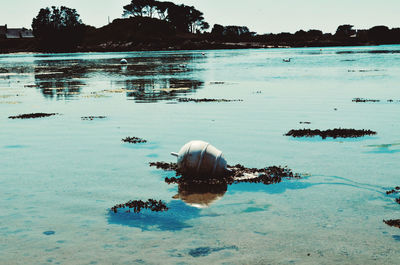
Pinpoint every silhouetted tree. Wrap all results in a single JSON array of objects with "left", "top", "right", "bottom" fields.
[
  {"left": 167, "top": 4, "right": 208, "bottom": 33},
  {"left": 211, "top": 24, "right": 254, "bottom": 41},
  {"left": 335, "top": 24, "right": 356, "bottom": 38},
  {"left": 123, "top": 0, "right": 147, "bottom": 17},
  {"left": 155, "top": 1, "right": 174, "bottom": 20},
  {"left": 368, "top": 25, "right": 390, "bottom": 43},
  {"left": 124, "top": 0, "right": 174, "bottom": 19},
  {"left": 32, "top": 6, "right": 85, "bottom": 51}
]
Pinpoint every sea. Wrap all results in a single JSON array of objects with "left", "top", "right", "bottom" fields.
[{"left": 1, "top": 46, "right": 400, "bottom": 264}]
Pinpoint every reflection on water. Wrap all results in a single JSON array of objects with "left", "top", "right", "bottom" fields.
[
  {"left": 123, "top": 78, "right": 203, "bottom": 102},
  {"left": 27, "top": 53, "right": 203, "bottom": 100},
  {"left": 173, "top": 181, "right": 227, "bottom": 208},
  {"left": 108, "top": 200, "right": 200, "bottom": 231}
]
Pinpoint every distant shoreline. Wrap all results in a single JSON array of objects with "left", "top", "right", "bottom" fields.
[{"left": 0, "top": 39, "right": 396, "bottom": 55}]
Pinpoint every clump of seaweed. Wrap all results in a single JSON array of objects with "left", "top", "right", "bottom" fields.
[
  {"left": 352, "top": 98, "right": 380, "bottom": 103},
  {"left": 111, "top": 199, "right": 168, "bottom": 213},
  {"left": 285, "top": 128, "right": 377, "bottom": 139},
  {"left": 383, "top": 219, "right": 400, "bottom": 229},
  {"left": 300, "top": 121, "right": 311, "bottom": 124},
  {"left": 383, "top": 187, "right": 400, "bottom": 228},
  {"left": 149, "top": 162, "right": 178, "bottom": 171},
  {"left": 122, "top": 137, "right": 147, "bottom": 144},
  {"left": 81, "top": 116, "right": 106, "bottom": 120},
  {"left": 386, "top": 187, "right": 400, "bottom": 195},
  {"left": 8, "top": 113, "right": 58, "bottom": 119},
  {"left": 150, "top": 162, "right": 300, "bottom": 186},
  {"left": 177, "top": 98, "right": 243, "bottom": 103}
]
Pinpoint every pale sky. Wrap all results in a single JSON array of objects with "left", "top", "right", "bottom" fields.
[{"left": 1, "top": 0, "right": 400, "bottom": 34}]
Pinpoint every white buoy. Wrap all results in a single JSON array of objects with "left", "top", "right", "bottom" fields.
[
  {"left": 171, "top": 140, "right": 229, "bottom": 178},
  {"left": 120, "top": 59, "right": 128, "bottom": 65}
]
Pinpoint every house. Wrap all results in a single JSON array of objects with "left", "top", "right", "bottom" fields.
[{"left": 0, "top": 25, "right": 34, "bottom": 39}]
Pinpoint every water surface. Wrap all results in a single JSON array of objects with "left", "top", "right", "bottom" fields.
[{"left": 1, "top": 46, "right": 400, "bottom": 264}]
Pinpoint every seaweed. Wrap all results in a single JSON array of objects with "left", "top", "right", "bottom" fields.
[
  {"left": 383, "top": 219, "right": 400, "bottom": 229},
  {"left": 81, "top": 116, "right": 106, "bottom": 120},
  {"left": 150, "top": 162, "right": 300, "bottom": 186},
  {"left": 188, "top": 246, "right": 238, "bottom": 257},
  {"left": 177, "top": 98, "right": 243, "bottom": 103},
  {"left": 386, "top": 187, "right": 400, "bottom": 195},
  {"left": 8, "top": 113, "right": 58, "bottom": 119},
  {"left": 352, "top": 98, "right": 380, "bottom": 103},
  {"left": 285, "top": 128, "right": 377, "bottom": 139},
  {"left": 110, "top": 199, "right": 168, "bottom": 213},
  {"left": 122, "top": 137, "right": 147, "bottom": 144},
  {"left": 149, "top": 162, "right": 178, "bottom": 171}
]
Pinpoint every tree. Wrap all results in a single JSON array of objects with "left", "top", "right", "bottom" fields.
[
  {"left": 335, "top": 24, "right": 356, "bottom": 38},
  {"left": 167, "top": 4, "right": 208, "bottom": 33},
  {"left": 155, "top": 1, "right": 174, "bottom": 20},
  {"left": 32, "top": 6, "right": 85, "bottom": 51},
  {"left": 368, "top": 25, "right": 390, "bottom": 43},
  {"left": 123, "top": 0, "right": 162, "bottom": 18}
]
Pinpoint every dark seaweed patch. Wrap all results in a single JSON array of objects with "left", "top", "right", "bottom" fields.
[
  {"left": 8, "top": 113, "right": 58, "bottom": 119},
  {"left": 111, "top": 199, "right": 168, "bottom": 213},
  {"left": 348, "top": 69, "right": 381, "bottom": 73},
  {"left": 150, "top": 162, "right": 300, "bottom": 186},
  {"left": 352, "top": 98, "right": 380, "bottom": 103},
  {"left": 285, "top": 128, "right": 377, "bottom": 139},
  {"left": 177, "top": 98, "right": 243, "bottom": 103},
  {"left": 299, "top": 121, "right": 311, "bottom": 124},
  {"left": 384, "top": 219, "right": 400, "bottom": 229},
  {"left": 81, "top": 116, "right": 106, "bottom": 120},
  {"left": 149, "top": 162, "right": 178, "bottom": 171},
  {"left": 188, "top": 246, "right": 238, "bottom": 257},
  {"left": 122, "top": 137, "right": 147, "bottom": 144},
  {"left": 386, "top": 187, "right": 400, "bottom": 195},
  {"left": 352, "top": 98, "right": 400, "bottom": 103}
]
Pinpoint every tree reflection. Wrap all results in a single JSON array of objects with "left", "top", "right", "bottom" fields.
[
  {"left": 33, "top": 61, "right": 88, "bottom": 99},
  {"left": 123, "top": 78, "right": 203, "bottom": 102}
]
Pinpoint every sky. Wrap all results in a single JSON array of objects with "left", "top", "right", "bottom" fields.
[{"left": 1, "top": 0, "right": 400, "bottom": 34}]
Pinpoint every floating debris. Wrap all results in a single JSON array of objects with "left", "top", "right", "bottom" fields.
[
  {"left": 122, "top": 137, "right": 147, "bottom": 144},
  {"left": 352, "top": 98, "right": 380, "bottom": 103},
  {"left": 110, "top": 199, "right": 168, "bottom": 213},
  {"left": 386, "top": 187, "right": 400, "bottom": 195},
  {"left": 384, "top": 219, "right": 400, "bottom": 229},
  {"left": 81, "top": 116, "right": 106, "bottom": 120},
  {"left": 285, "top": 128, "right": 377, "bottom": 139},
  {"left": 177, "top": 98, "right": 242, "bottom": 103},
  {"left": 299, "top": 121, "right": 311, "bottom": 124},
  {"left": 8, "top": 113, "right": 58, "bottom": 119}
]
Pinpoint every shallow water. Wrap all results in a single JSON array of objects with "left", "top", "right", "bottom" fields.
[{"left": 1, "top": 46, "right": 400, "bottom": 264}]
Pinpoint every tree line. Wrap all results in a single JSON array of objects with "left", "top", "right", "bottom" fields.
[{"left": 30, "top": 1, "right": 400, "bottom": 51}]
